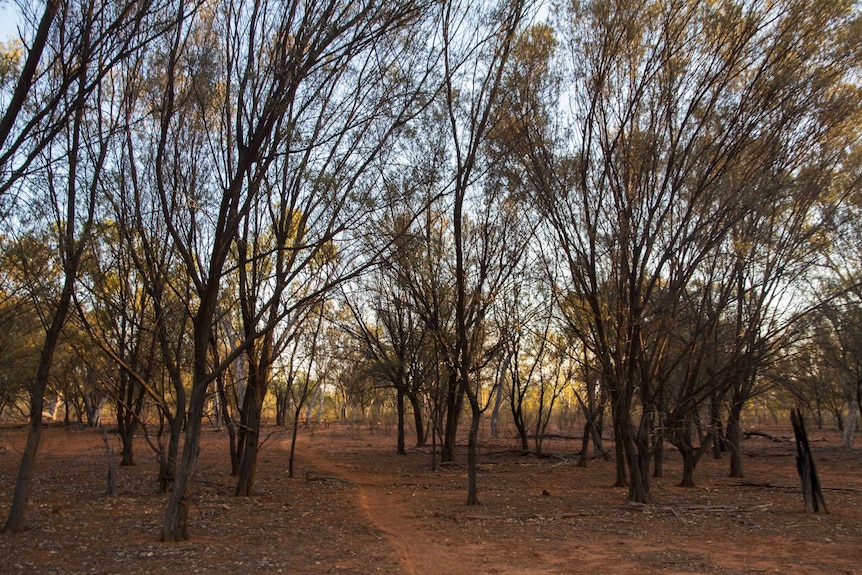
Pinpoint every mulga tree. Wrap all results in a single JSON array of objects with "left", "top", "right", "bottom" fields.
[
  {"left": 522, "top": 0, "right": 862, "bottom": 503},
  {"left": 2, "top": 0, "right": 169, "bottom": 532},
  {"left": 139, "top": 0, "right": 435, "bottom": 539},
  {"left": 438, "top": 0, "right": 535, "bottom": 505}
]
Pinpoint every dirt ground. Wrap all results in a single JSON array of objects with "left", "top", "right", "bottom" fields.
[{"left": 0, "top": 423, "right": 860, "bottom": 575}]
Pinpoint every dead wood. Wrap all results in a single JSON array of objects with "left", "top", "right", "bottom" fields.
[{"left": 743, "top": 430, "right": 792, "bottom": 443}]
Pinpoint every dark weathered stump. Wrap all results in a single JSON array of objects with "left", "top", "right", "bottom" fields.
[
  {"left": 103, "top": 430, "right": 117, "bottom": 497},
  {"left": 790, "top": 409, "right": 827, "bottom": 513}
]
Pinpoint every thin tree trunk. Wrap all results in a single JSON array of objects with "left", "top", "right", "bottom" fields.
[
  {"left": 408, "top": 393, "right": 425, "bottom": 447},
  {"left": 396, "top": 389, "right": 406, "bottom": 455},
  {"left": 577, "top": 416, "right": 593, "bottom": 467},
  {"left": 0, "top": 0, "right": 59, "bottom": 151},
  {"left": 727, "top": 400, "right": 745, "bottom": 478},
  {"left": 841, "top": 389, "right": 858, "bottom": 449},
  {"left": 465, "top": 400, "right": 481, "bottom": 505},
  {"left": 289, "top": 405, "right": 302, "bottom": 479},
  {"left": 4, "top": 256, "right": 76, "bottom": 532}
]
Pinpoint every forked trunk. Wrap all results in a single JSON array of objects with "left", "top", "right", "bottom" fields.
[
  {"left": 442, "top": 373, "right": 462, "bottom": 462},
  {"left": 161, "top": 323, "right": 210, "bottom": 541}
]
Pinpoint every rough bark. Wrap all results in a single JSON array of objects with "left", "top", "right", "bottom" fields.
[
  {"left": 727, "top": 400, "right": 745, "bottom": 478},
  {"left": 791, "top": 409, "right": 827, "bottom": 513}
]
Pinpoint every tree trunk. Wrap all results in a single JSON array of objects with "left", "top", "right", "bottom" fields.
[
  {"left": 161, "top": 308, "right": 214, "bottom": 541},
  {"left": 4, "top": 270, "right": 75, "bottom": 532},
  {"left": 442, "top": 372, "right": 462, "bottom": 462},
  {"left": 396, "top": 389, "right": 406, "bottom": 455},
  {"left": 511, "top": 392, "right": 529, "bottom": 452},
  {"left": 489, "top": 380, "right": 504, "bottom": 438},
  {"left": 235, "top": 377, "right": 266, "bottom": 495},
  {"left": 117, "top": 376, "right": 145, "bottom": 467},
  {"left": 465, "top": 400, "right": 481, "bottom": 505},
  {"left": 289, "top": 405, "right": 302, "bottom": 479},
  {"left": 158, "top": 411, "right": 182, "bottom": 493},
  {"left": 119, "top": 422, "right": 136, "bottom": 467},
  {"left": 216, "top": 373, "right": 239, "bottom": 475},
  {"left": 652, "top": 434, "right": 664, "bottom": 479},
  {"left": 408, "top": 392, "right": 425, "bottom": 447},
  {"left": 791, "top": 409, "right": 828, "bottom": 513},
  {"left": 161, "top": 374, "right": 207, "bottom": 541},
  {"left": 679, "top": 444, "right": 696, "bottom": 488},
  {"left": 841, "top": 391, "right": 858, "bottom": 449},
  {"left": 615, "top": 391, "right": 651, "bottom": 503},
  {"left": 611, "top": 392, "right": 628, "bottom": 488},
  {"left": 591, "top": 409, "right": 605, "bottom": 455},
  {"left": 727, "top": 401, "right": 745, "bottom": 478},
  {"left": 577, "top": 416, "right": 593, "bottom": 467}
]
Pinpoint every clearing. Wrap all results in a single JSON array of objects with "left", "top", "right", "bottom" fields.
[{"left": 0, "top": 424, "right": 861, "bottom": 574}]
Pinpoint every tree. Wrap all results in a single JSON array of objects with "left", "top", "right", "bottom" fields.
[
  {"left": 522, "top": 0, "right": 862, "bottom": 501},
  {"left": 139, "top": 0, "right": 435, "bottom": 537},
  {"left": 3, "top": 0, "right": 165, "bottom": 532},
  {"left": 438, "top": 0, "right": 534, "bottom": 504}
]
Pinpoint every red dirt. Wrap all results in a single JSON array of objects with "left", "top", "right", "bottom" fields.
[{"left": 1, "top": 423, "right": 861, "bottom": 574}]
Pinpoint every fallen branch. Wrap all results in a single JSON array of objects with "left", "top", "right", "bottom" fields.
[{"left": 743, "top": 430, "right": 792, "bottom": 443}]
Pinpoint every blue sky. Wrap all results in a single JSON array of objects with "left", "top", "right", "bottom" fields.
[{"left": 0, "top": 2, "right": 20, "bottom": 43}]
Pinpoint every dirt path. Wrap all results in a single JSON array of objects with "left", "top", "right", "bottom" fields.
[{"left": 291, "top": 432, "right": 486, "bottom": 575}]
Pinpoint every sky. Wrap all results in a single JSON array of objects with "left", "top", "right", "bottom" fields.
[{"left": 0, "top": 2, "right": 20, "bottom": 43}]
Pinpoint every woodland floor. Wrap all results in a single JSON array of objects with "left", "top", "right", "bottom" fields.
[{"left": 0, "top": 422, "right": 861, "bottom": 575}]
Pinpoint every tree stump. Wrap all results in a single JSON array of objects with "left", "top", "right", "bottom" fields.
[
  {"left": 790, "top": 409, "right": 827, "bottom": 513},
  {"left": 102, "top": 430, "right": 117, "bottom": 497}
]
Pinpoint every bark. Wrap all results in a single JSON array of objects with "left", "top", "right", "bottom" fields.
[
  {"left": 675, "top": 427, "right": 713, "bottom": 488},
  {"left": 612, "top": 422, "right": 628, "bottom": 488},
  {"left": 396, "top": 389, "right": 407, "bottom": 455},
  {"left": 235, "top": 337, "right": 273, "bottom": 496},
  {"left": 288, "top": 404, "right": 302, "bottom": 479},
  {"left": 442, "top": 371, "right": 462, "bottom": 462},
  {"left": 791, "top": 409, "right": 827, "bottom": 513},
  {"left": 577, "top": 416, "right": 593, "bottom": 467},
  {"left": 117, "top": 372, "right": 146, "bottom": 466},
  {"left": 161, "top": 359, "right": 208, "bottom": 541},
  {"left": 4, "top": 276, "right": 75, "bottom": 532},
  {"left": 216, "top": 373, "right": 239, "bottom": 475},
  {"left": 841, "top": 391, "right": 858, "bottom": 449},
  {"left": 408, "top": 392, "right": 425, "bottom": 447},
  {"left": 510, "top": 383, "right": 529, "bottom": 452},
  {"left": 489, "top": 382, "right": 504, "bottom": 438},
  {"left": 727, "top": 400, "right": 745, "bottom": 478},
  {"left": 235, "top": 374, "right": 266, "bottom": 495},
  {"left": 465, "top": 400, "right": 481, "bottom": 505},
  {"left": 614, "top": 389, "right": 651, "bottom": 503},
  {"left": 157, "top": 406, "right": 182, "bottom": 492},
  {"left": 611, "top": 391, "right": 628, "bottom": 488},
  {"left": 652, "top": 434, "right": 664, "bottom": 479},
  {"left": 0, "top": 0, "right": 59, "bottom": 150}
]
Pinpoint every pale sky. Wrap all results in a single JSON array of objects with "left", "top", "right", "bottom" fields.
[{"left": 0, "top": 2, "right": 20, "bottom": 43}]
